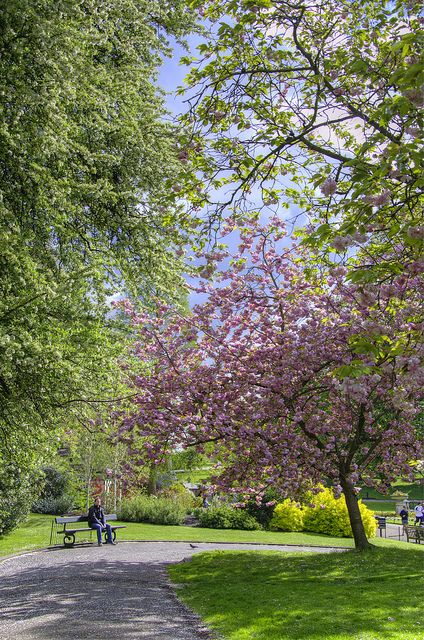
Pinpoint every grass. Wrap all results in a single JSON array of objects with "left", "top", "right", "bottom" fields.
[
  {"left": 362, "top": 500, "right": 398, "bottom": 513},
  {"left": 3, "top": 516, "right": 423, "bottom": 640},
  {"left": 1, "top": 513, "right": 422, "bottom": 558},
  {"left": 174, "top": 469, "right": 211, "bottom": 483},
  {"left": 360, "top": 482, "right": 424, "bottom": 501},
  {"left": 169, "top": 546, "right": 424, "bottom": 640}
]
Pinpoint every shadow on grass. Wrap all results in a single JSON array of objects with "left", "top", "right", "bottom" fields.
[{"left": 169, "top": 548, "right": 424, "bottom": 640}]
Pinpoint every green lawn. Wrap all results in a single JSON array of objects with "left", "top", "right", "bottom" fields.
[
  {"left": 2, "top": 515, "right": 424, "bottom": 640},
  {"left": 0, "top": 513, "right": 421, "bottom": 558},
  {"left": 362, "top": 500, "right": 398, "bottom": 513},
  {"left": 174, "top": 469, "right": 211, "bottom": 483},
  {"left": 169, "top": 547, "right": 424, "bottom": 640},
  {"left": 360, "top": 482, "right": 424, "bottom": 501}
]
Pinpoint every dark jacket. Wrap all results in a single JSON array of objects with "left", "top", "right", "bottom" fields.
[
  {"left": 88, "top": 504, "right": 106, "bottom": 527},
  {"left": 399, "top": 509, "right": 408, "bottom": 523}
]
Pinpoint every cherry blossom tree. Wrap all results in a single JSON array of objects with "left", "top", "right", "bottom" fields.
[
  {"left": 177, "top": 0, "right": 423, "bottom": 283},
  {"left": 116, "top": 219, "right": 423, "bottom": 550}
]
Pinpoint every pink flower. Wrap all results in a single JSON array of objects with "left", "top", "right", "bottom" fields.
[
  {"left": 403, "top": 89, "right": 424, "bottom": 108},
  {"left": 332, "top": 235, "right": 351, "bottom": 251},
  {"left": 212, "top": 110, "right": 225, "bottom": 122},
  {"left": 405, "top": 126, "right": 420, "bottom": 138},
  {"left": 352, "top": 231, "right": 368, "bottom": 244},
  {"left": 363, "top": 190, "right": 390, "bottom": 207},
  {"left": 320, "top": 178, "right": 337, "bottom": 196},
  {"left": 374, "top": 190, "right": 391, "bottom": 206}
]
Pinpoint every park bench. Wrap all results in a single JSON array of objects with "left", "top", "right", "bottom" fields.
[
  {"left": 405, "top": 525, "right": 424, "bottom": 544},
  {"left": 52, "top": 514, "right": 126, "bottom": 547}
]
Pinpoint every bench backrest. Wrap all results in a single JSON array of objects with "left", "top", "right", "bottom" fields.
[
  {"left": 406, "top": 525, "right": 423, "bottom": 535},
  {"left": 55, "top": 514, "right": 118, "bottom": 524}
]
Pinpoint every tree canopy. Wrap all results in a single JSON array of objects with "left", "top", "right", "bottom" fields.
[
  {"left": 178, "top": 0, "right": 423, "bottom": 281},
  {"left": 0, "top": 0, "right": 196, "bottom": 483},
  {"left": 117, "top": 218, "right": 423, "bottom": 549}
]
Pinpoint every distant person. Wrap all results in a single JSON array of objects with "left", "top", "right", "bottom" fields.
[
  {"left": 202, "top": 496, "right": 210, "bottom": 508},
  {"left": 414, "top": 502, "right": 423, "bottom": 525},
  {"left": 88, "top": 496, "right": 115, "bottom": 546},
  {"left": 399, "top": 506, "right": 409, "bottom": 533}
]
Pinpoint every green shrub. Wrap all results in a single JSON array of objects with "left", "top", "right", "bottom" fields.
[
  {"left": 32, "top": 466, "right": 75, "bottom": 515},
  {"left": 118, "top": 493, "right": 186, "bottom": 525},
  {"left": 269, "top": 487, "right": 377, "bottom": 538},
  {"left": 302, "top": 487, "right": 377, "bottom": 538},
  {"left": 194, "top": 505, "right": 261, "bottom": 531},
  {"left": 245, "top": 488, "right": 280, "bottom": 529},
  {"left": 0, "top": 463, "right": 44, "bottom": 535},
  {"left": 161, "top": 484, "right": 199, "bottom": 511},
  {"left": 269, "top": 499, "right": 304, "bottom": 532},
  {"left": 32, "top": 495, "right": 74, "bottom": 515}
]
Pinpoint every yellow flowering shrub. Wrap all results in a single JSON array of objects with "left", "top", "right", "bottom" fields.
[
  {"left": 269, "top": 498, "right": 304, "bottom": 532},
  {"left": 269, "top": 487, "right": 376, "bottom": 538},
  {"left": 303, "top": 487, "right": 376, "bottom": 538}
]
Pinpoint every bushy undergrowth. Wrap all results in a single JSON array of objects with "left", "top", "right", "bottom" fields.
[
  {"left": 270, "top": 499, "right": 304, "bottom": 532},
  {"left": 32, "top": 495, "right": 74, "bottom": 516},
  {"left": 162, "top": 484, "right": 199, "bottom": 511},
  {"left": 194, "top": 505, "right": 261, "bottom": 531},
  {"left": 245, "top": 488, "right": 280, "bottom": 528},
  {"left": 0, "top": 464, "right": 44, "bottom": 535},
  {"left": 119, "top": 493, "right": 187, "bottom": 525},
  {"left": 32, "top": 466, "right": 75, "bottom": 515},
  {"left": 270, "top": 487, "right": 377, "bottom": 538}
]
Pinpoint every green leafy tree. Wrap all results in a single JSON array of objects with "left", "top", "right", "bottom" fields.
[
  {"left": 0, "top": 0, "right": 197, "bottom": 525},
  {"left": 180, "top": 0, "right": 423, "bottom": 280}
]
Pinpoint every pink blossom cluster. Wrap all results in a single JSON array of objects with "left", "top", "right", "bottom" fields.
[
  {"left": 320, "top": 177, "right": 337, "bottom": 196},
  {"left": 363, "top": 190, "right": 391, "bottom": 207}
]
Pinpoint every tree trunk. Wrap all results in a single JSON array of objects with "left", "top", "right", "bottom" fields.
[
  {"left": 340, "top": 477, "right": 373, "bottom": 551},
  {"left": 147, "top": 466, "right": 157, "bottom": 496}
]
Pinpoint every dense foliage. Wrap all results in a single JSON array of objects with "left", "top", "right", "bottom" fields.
[
  {"left": 270, "top": 488, "right": 377, "bottom": 538},
  {"left": 244, "top": 487, "right": 280, "bottom": 528},
  {"left": 270, "top": 499, "right": 305, "bottom": 533},
  {"left": 194, "top": 504, "right": 261, "bottom": 530},
  {"left": 0, "top": 0, "right": 196, "bottom": 505},
  {"left": 119, "top": 493, "right": 188, "bottom": 525},
  {"left": 0, "top": 464, "right": 44, "bottom": 535},
  {"left": 32, "top": 466, "right": 74, "bottom": 515}
]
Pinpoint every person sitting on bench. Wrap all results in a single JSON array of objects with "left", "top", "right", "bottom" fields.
[{"left": 88, "top": 496, "right": 115, "bottom": 546}]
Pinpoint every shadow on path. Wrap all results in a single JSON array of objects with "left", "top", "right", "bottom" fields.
[
  {"left": 0, "top": 541, "right": 346, "bottom": 640},
  {"left": 0, "top": 544, "right": 213, "bottom": 640}
]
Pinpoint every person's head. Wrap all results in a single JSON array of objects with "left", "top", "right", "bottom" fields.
[{"left": 94, "top": 496, "right": 101, "bottom": 506}]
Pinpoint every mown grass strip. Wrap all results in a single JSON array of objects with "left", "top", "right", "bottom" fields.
[{"left": 0, "top": 513, "right": 420, "bottom": 558}]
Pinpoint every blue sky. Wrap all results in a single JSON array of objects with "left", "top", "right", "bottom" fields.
[{"left": 157, "top": 38, "right": 306, "bottom": 307}]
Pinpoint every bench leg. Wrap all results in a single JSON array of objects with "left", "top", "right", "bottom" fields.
[
  {"left": 103, "top": 529, "right": 117, "bottom": 544},
  {"left": 63, "top": 533, "right": 76, "bottom": 547}
]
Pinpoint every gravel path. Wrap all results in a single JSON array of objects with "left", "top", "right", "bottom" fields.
[{"left": 0, "top": 541, "right": 346, "bottom": 640}]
